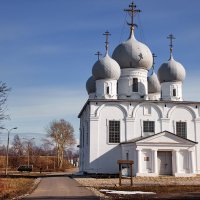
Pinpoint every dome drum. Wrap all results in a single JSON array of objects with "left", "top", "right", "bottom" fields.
[
  {"left": 95, "top": 79, "right": 118, "bottom": 99},
  {"left": 117, "top": 68, "right": 148, "bottom": 99},
  {"left": 160, "top": 82, "right": 183, "bottom": 101}
]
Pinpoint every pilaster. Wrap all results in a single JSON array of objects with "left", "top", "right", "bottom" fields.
[{"left": 153, "top": 149, "right": 158, "bottom": 174}]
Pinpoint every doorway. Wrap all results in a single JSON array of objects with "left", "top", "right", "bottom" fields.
[{"left": 157, "top": 151, "right": 172, "bottom": 175}]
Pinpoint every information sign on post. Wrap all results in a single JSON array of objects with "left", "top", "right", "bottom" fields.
[{"left": 117, "top": 160, "right": 134, "bottom": 186}]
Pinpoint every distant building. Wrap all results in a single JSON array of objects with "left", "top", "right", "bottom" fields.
[{"left": 78, "top": 2, "right": 199, "bottom": 177}]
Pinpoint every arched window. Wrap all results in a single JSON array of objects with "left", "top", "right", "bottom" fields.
[
  {"left": 132, "top": 78, "right": 138, "bottom": 92},
  {"left": 173, "top": 89, "right": 176, "bottom": 96},
  {"left": 106, "top": 86, "right": 110, "bottom": 94}
]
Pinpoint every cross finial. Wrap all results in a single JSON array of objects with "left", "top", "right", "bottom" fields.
[
  {"left": 103, "top": 31, "right": 111, "bottom": 54},
  {"left": 95, "top": 51, "right": 102, "bottom": 60},
  {"left": 167, "top": 34, "right": 176, "bottom": 59},
  {"left": 152, "top": 53, "right": 157, "bottom": 71},
  {"left": 124, "top": 1, "right": 141, "bottom": 35}
]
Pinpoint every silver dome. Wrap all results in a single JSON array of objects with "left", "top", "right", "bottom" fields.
[
  {"left": 92, "top": 54, "right": 121, "bottom": 80},
  {"left": 148, "top": 72, "right": 161, "bottom": 94},
  {"left": 86, "top": 76, "right": 96, "bottom": 94},
  {"left": 112, "top": 33, "right": 153, "bottom": 70},
  {"left": 158, "top": 56, "right": 186, "bottom": 83}
]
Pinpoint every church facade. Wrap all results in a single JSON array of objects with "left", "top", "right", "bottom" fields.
[{"left": 78, "top": 2, "right": 200, "bottom": 177}]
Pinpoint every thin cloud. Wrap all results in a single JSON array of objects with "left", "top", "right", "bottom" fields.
[{"left": 5, "top": 86, "right": 87, "bottom": 134}]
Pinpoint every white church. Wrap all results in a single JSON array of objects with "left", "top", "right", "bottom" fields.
[{"left": 78, "top": 2, "right": 200, "bottom": 177}]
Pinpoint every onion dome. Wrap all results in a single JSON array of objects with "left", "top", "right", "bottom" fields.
[
  {"left": 112, "top": 32, "right": 153, "bottom": 70},
  {"left": 112, "top": 2, "right": 152, "bottom": 70},
  {"left": 86, "top": 76, "right": 96, "bottom": 94},
  {"left": 157, "top": 34, "right": 186, "bottom": 83},
  {"left": 148, "top": 72, "right": 161, "bottom": 93},
  {"left": 92, "top": 53, "right": 121, "bottom": 80},
  {"left": 158, "top": 56, "right": 186, "bottom": 83},
  {"left": 92, "top": 31, "right": 121, "bottom": 80}
]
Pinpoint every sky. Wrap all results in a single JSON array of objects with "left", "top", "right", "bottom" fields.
[{"left": 0, "top": 0, "right": 200, "bottom": 145}]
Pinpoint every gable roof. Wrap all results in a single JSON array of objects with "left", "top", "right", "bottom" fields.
[{"left": 121, "top": 130, "right": 198, "bottom": 145}]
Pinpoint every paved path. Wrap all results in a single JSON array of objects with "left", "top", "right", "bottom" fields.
[{"left": 23, "top": 176, "right": 100, "bottom": 200}]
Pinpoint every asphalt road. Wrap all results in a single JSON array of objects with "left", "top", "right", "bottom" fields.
[{"left": 23, "top": 176, "right": 100, "bottom": 200}]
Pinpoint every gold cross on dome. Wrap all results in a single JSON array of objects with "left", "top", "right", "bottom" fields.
[
  {"left": 167, "top": 34, "right": 176, "bottom": 54},
  {"left": 95, "top": 51, "right": 102, "bottom": 60},
  {"left": 124, "top": 1, "right": 141, "bottom": 30},
  {"left": 103, "top": 31, "right": 111, "bottom": 53},
  {"left": 152, "top": 53, "right": 157, "bottom": 70}
]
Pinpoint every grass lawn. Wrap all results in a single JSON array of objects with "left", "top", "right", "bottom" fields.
[{"left": 0, "top": 178, "right": 35, "bottom": 199}]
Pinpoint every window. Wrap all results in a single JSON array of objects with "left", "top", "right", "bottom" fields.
[
  {"left": 106, "top": 86, "right": 110, "bottom": 94},
  {"left": 176, "top": 122, "right": 187, "bottom": 138},
  {"left": 109, "top": 121, "right": 120, "bottom": 143},
  {"left": 173, "top": 89, "right": 176, "bottom": 96},
  {"left": 132, "top": 78, "right": 138, "bottom": 92},
  {"left": 143, "top": 121, "right": 155, "bottom": 133}
]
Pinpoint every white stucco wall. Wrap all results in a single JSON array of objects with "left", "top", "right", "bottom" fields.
[
  {"left": 169, "top": 106, "right": 195, "bottom": 141},
  {"left": 79, "top": 100, "right": 200, "bottom": 175},
  {"left": 132, "top": 103, "right": 162, "bottom": 138},
  {"left": 79, "top": 104, "right": 90, "bottom": 172}
]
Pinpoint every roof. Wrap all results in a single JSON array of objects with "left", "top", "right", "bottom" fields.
[
  {"left": 92, "top": 53, "right": 121, "bottom": 80},
  {"left": 112, "top": 31, "right": 153, "bottom": 70},
  {"left": 78, "top": 99, "right": 200, "bottom": 118},
  {"left": 158, "top": 56, "right": 186, "bottom": 83},
  {"left": 120, "top": 130, "right": 198, "bottom": 144}
]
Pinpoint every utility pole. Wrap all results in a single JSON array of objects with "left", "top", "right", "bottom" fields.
[{"left": 1, "top": 127, "right": 18, "bottom": 175}]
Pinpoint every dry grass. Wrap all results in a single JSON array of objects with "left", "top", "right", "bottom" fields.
[
  {"left": 99, "top": 184, "right": 200, "bottom": 193},
  {"left": 98, "top": 185, "right": 200, "bottom": 199},
  {"left": 0, "top": 178, "right": 35, "bottom": 199},
  {"left": 75, "top": 176, "right": 200, "bottom": 199},
  {"left": 75, "top": 176, "right": 200, "bottom": 187}
]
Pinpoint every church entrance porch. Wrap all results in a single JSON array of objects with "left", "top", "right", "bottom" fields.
[
  {"left": 121, "top": 131, "right": 197, "bottom": 177},
  {"left": 157, "top": 151, "right": 172, "bottom": 175}
]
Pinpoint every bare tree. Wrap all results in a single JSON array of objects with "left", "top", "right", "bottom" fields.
[
  {"left": 46, "top": 119, "right": 76, "bottom": 169},
  {"left": 22, "top": 139, "right": 35, "bottom": 166},
  {"left": 0, "top": 82, "right": 10, "bottom": 126},
  {"left": 41, "top": 138, "right": 54, "bottom": 170},
  {"left": 11, "top": 134, "right": 24, "bottom": 156}
]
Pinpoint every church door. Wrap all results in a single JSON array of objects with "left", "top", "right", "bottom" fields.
[{"left": 157, "top": 151, "right": 172, "bottom": 175}]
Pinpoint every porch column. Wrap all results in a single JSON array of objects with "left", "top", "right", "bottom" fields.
[
  {"left": 175, "top": 150, "right": 180, "bottom": 174},
  {"left": 153, "top": 150, "right": 158, "bottom": 174},
  {"left": 137, "top": 149, "right": 142, "bottom": 174},
  {"left": 189, "top": 150, "right": 195, "bottom": 174}
]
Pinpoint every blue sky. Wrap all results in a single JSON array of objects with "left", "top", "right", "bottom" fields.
[{"left": 0, "top": 0, "right": 200, "bottom": 144}]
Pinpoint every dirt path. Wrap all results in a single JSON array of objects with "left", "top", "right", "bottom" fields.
[{"left": 23, "top": 176, "right": 100, "bottom": 200}]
